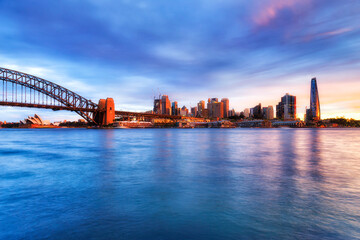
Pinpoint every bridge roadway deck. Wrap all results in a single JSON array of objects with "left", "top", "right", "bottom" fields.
[
  {"left": 115, "top": 111, "right": 182, "bottom": 119},
  {"left": 0, "top": 102, "right": 202, "bottom": 120},
  {"left": 0, "top": 101, "right": 96, "bottom": 112}
]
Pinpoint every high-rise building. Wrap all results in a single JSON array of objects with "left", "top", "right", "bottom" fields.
[
  {"left": 153, "top": 97, "right": 162, "bottom": 114},
  {"left": 206, "top": 98, "right": 219, "bottom": 118},
  {"left": 262, "top": 107, "right": 268, "bottom": 119},
  {"left": 207, "top": 98, "right": 212, "bottom": 118},
  {"left": 262, "top": 106, "right": 274, "bottom": 120},
  {"left": 252, "top": 103, "right": 262, "bottom": 119},
  {"left": 180, "top": 106, "right": 189, "bottom": 117},
  {"left": 276, "top": 93, "right": 296, "bottom": 120},
  {"left": 161, "top": 95, "right": 171, "bottom": 115},
  {"left": 221, "top": 98, "right": 229, "bottom": 118},
  {"left": 309, "top": 77, "right": 321, "bottom": 121},
  {"left": 172, "top": 101, "right": 178, "bottom": 116},
  {"left": 213, "top": 102, "right": 224, "bottom": 119},
  {"left": 191, "top": 107, "right": 198, "bottom": 117},
  {"left": 244, "top": 108, "right": 250, "bottom": 118},
  {"left": 228, "top": 109, "right": 236, "bottom": 117},
  {"left": 203, "top": 109, "right": 209, "bottom": 119},
  {"left": 197, "top": 100, "right": 205, "bottom": 117},
  {"left": 276, "top": 102, "right": 283, "bottom": 119},
  {"left": 267, "top": 106, "right": 274, "bottom": 120}
]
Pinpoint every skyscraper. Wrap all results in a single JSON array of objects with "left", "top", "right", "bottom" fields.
[
  {"left": 267, "top": 106, "right": 274, "bottom": 120},
  {"left": 221, "top": 98, "right": 229, "bottom": 118},
  {"left": 243, "top": 108, "right": 250, "bottom": 118},
  {"left": 207, "top": 98, "right": 212, "bottom": 118},
  {"left": 197, "top": 100, "right": 205, "bottom": 117},
  {"left": 180, "top": 106, "right": 189, "bottom": 117},
  {"left": 172, "top": 101, "right": 178, "bottom": 116},
  {"left": 207, "top": 98, "right": 219, "bottom": 118},
  {"left": 213, "top": 101, "right": 224, "bottom": 119},
  {"left": 161, "top": 95, "right": 171, "bottom": 115},
  {"left": 262, "top": 106, "right": 274, "bottom": 120},
  {"left": 191, "top": 107, "right": 198, "bottom": 117},
  {"left": 153, "top": 97, "right": 162, "bottom": 114},
  {"left": 276, "top": 93, "right": 296, "bottom": 120},
  {"left": 310, "top": 77, "right": 321, "bottom": 120},
  {"left": 252, "top": 103, "right": 262, "bottom": 119}
]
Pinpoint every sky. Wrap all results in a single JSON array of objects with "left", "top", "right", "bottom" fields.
[{"left": 0, "top": 0, "right": 360, "bottom": 121}]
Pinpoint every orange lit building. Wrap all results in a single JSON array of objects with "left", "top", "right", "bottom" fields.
[
  {"left": 161, "top": 95, "right": 171, "bottom": 115},
  {"left": 197, "top": 100, "right": 205, "bottom": 117},
  {"left": 221, "top": 98, "right": 229, "bottom": 118},
  {"left": 213, "top": 101, "right": 224, "bottom": 119}
]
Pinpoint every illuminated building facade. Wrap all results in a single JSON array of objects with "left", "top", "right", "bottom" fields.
[
  {"left": 161, "top": 95, "right": 171, "bottom": 115},
  {"left": 153, "top": 98, "right": 162, "bottom": 114},
  {"left": 172, "top": 101, "right": 178, "bottom": 116},
  {"left": 309, "top": 77, "right": 321, "bottom": 121},
  {"left": 221, "top": 98, "right": 229, "bottom": 118},
  {"left": 191, "top": 107, "right": 198, "bottom": 117},
  {"left": 213, "top": 102, "right": 224, "bottom": 119},
  {"left": 252, "top": 103, "right": 262, "bottom": 119},
  {"left": 262, "top": 106, "right": 274, "bottom": 120},
  {"left": 197, "top": 100, "right": 205, "bottom": 117},
  {"left": 180, "top": 106, "right": 189, "bottom": 116},
  {"left": 276, "top": 93, "right": 296, "bottom": 120}
]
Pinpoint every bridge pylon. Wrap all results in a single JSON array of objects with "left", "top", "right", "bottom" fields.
[{"left": 94, "top": 98, "right": 115, "bottom": 126}]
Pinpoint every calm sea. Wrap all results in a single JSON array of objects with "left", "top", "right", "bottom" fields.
[{"left": 0, "top": 128, "right": 360, "bottom": 240}]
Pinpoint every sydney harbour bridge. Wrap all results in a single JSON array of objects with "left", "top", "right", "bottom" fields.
[{"left": 0, "top": 67, "right": 185, "bottom": 125}]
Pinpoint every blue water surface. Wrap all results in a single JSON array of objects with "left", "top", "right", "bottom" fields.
[{"left": 0, "top": 128, "right": 360, "bottom": 240}]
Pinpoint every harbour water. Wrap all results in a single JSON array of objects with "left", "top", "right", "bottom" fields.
[{"left": 1, "top": 128, "right": 360, "bottom": 239}]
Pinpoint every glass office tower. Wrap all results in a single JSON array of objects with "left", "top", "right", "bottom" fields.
[{"left": 310, "top": 78, "right": 320, "bottom": 120}]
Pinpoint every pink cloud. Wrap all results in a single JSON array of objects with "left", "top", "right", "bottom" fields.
[
  {"left": 253, "top": 0, "right": 311, "bottom": 26},
  {"left": 302, "top": 28, "right": 353, "bottom": 42}
]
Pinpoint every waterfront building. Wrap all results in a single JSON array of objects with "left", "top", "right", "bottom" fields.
[
  {"left": 191, "top": 107, "right": 198, "bottom": 117},
  {"left": 213, "top": 102, "right": 224, "bottom": 119},
  {"left": 276, "top": 102, "right": 283, "bottom": 119},
  {"left": 221, "top": 98, "right": 229, "bottom": 118},
  {"left": 180, "top": 106, "right": 189, "bottom": 117},
  {"left": 263, "top": 106, "right": 274, "bottom": 120},
  {"left": 161, "top": 95, "right": 171, "bottom": 115},
  {"left": 206, "top": 98, "right": 219, "bottom": 118},
  {"left": 203, "top": 109, "right": 209, "bottom": 119},
  {"left": 172, "top": 101, "right": 178, "bottom": 116},
  {"left": 262, "top": 107, "right": 268, "bottom": 119},
  {"left": 20, "top": 114, "right": 50, "bottom": 126},
  {"left": 228, "top": 109, "right": 236, "bottom": 117},
  {"left": 153, "top": 97, "right": 162, "bottom": 114},
  {"left": 250, "top": 108, "right": 254, "bottom": 118},
  {"left": 207, "top": 98, "right": 212, "bottom": 118},
  {"left": 244, "top": 108, "right": 250, "bottom": 118},
  {"left": 197, "top": 100, "right": 205, "bottom": 117},
  {"left": 276, "top": 93, "right": 296, "bottom": 120},
  {"left": 252, "top": 103, "right": 262, "bottom": 119},
  {"left": 307, "top": 77, "right": 321, "bottom": 121}
]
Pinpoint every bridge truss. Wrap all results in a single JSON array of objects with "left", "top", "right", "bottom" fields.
[{"left": 0, "top": 67, "right": 98, "bottom": 124}]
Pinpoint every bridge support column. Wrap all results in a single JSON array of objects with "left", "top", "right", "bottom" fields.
[{"left": 95, "top": 98, "right": 115, "bottom": 126}]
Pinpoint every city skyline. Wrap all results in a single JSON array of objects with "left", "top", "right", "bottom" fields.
[{"left": 0, "top": 0, "right": 359, "bottom": 121}]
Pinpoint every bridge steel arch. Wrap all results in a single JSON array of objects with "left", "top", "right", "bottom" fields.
[{"left": 0, "top": 67, "right": 99, "bottom": 124}]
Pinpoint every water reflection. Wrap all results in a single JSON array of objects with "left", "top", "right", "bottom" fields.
[
  {"left": 277, "top": 129, "right": 299, "bottom": 208},
  {"left": 1, "top": 129, "right": 360, "bottom": 240},
  {"left": 308, "top": 129, "right": 323, "bottom": 181}
]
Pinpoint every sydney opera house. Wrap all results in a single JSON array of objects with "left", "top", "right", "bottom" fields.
[{"left": 20, "top": 114, "right": 50, "bottom": 126}]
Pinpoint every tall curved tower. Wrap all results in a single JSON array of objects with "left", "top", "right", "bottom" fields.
[{"left": 310, "top": 77, "right": 320, "bottom": 120}]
